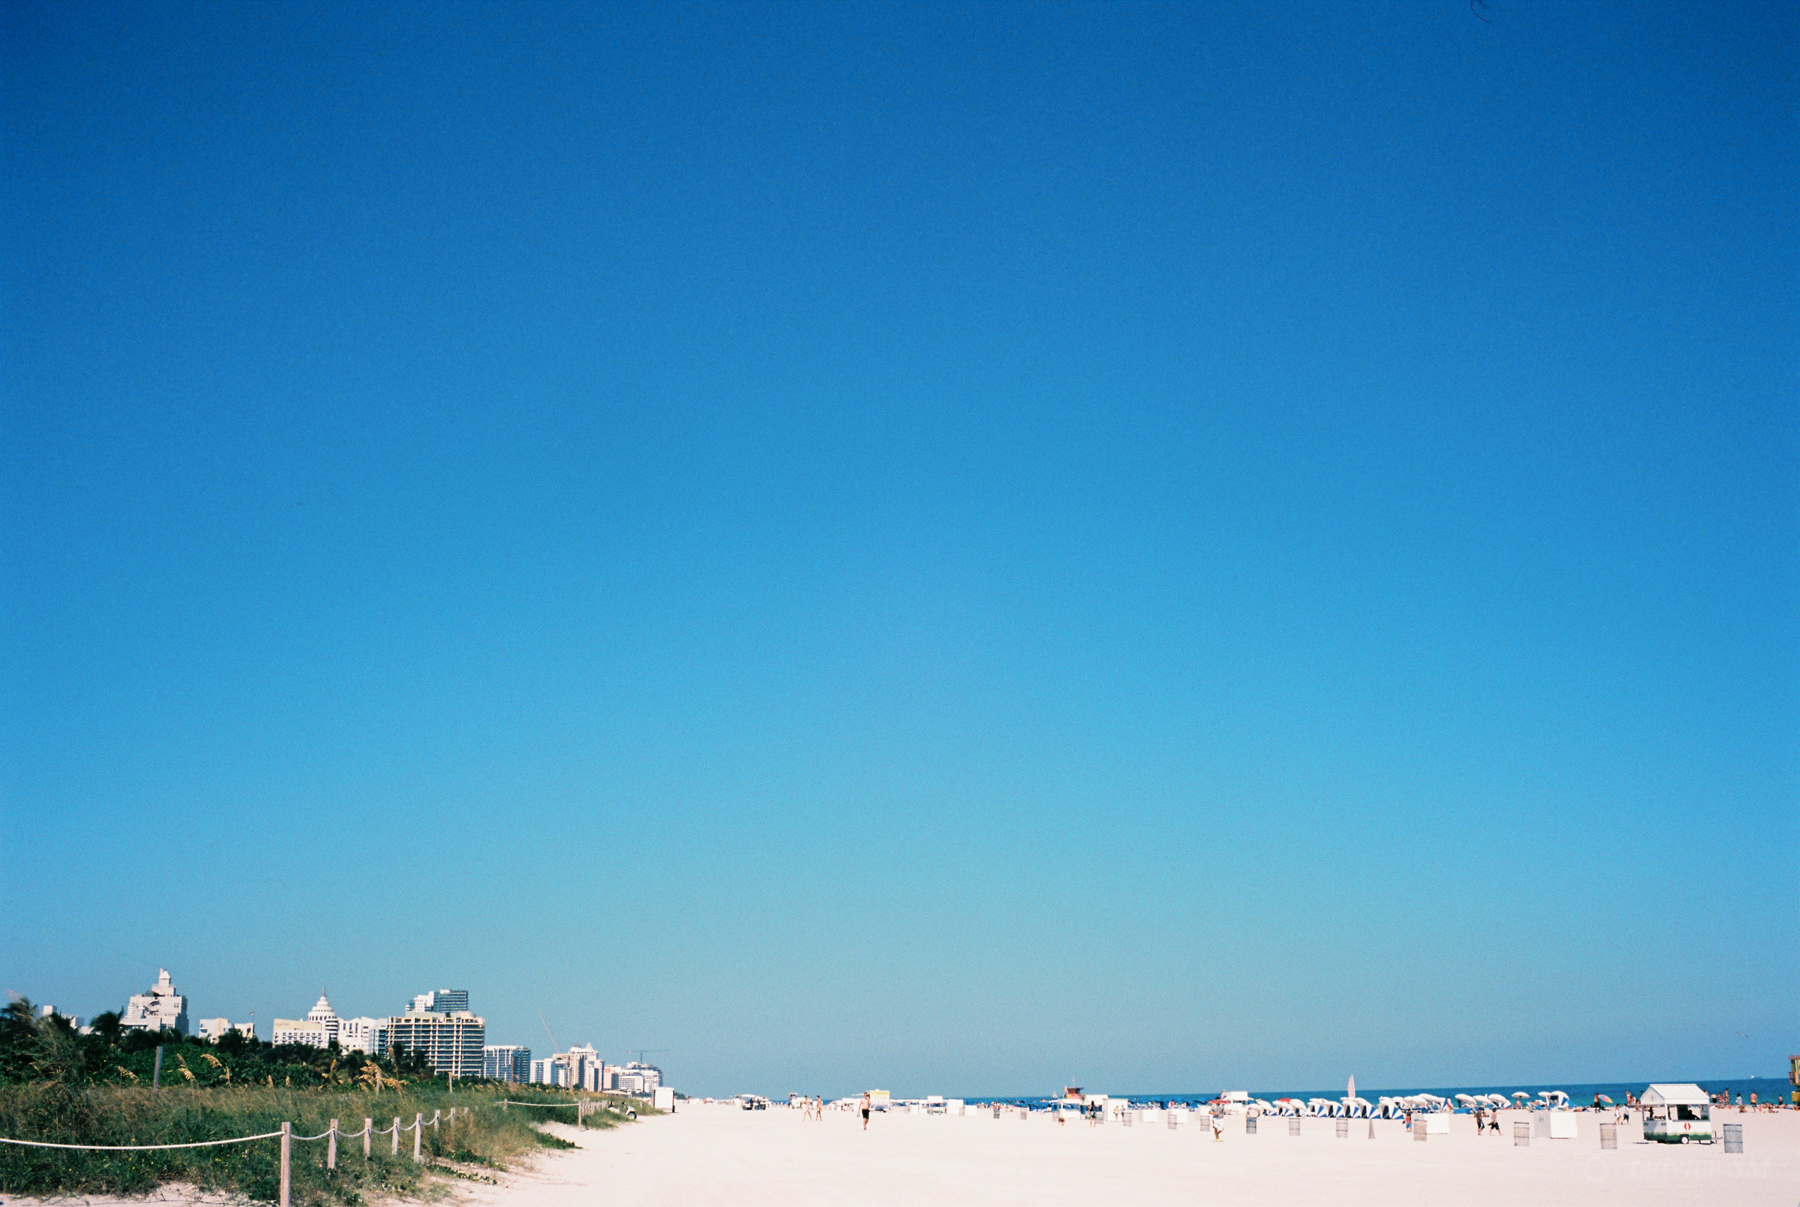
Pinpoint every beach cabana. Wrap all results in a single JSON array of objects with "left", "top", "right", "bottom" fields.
[{"left": 1640, "top": 1084, "right": 1713, "bottom": 1144}]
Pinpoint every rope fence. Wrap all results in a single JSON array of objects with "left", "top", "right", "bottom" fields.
[{"left": 0, "top": 1132, "right": 284, "bottom": 1150}]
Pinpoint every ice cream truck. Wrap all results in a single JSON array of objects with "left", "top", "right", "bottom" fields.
[{"left": 1640, "top": 1083, "right": 1712, "bottom": 1144}]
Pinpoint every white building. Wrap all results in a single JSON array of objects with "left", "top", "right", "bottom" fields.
[
  {"left": 337, "top": 1016, "right": 388, "bottom": 1055},
  {"left": 612, "top": 1061, "right": 663, "bottom": 1094},
  {"left": 195, "top": 1018, "right": 253, "bottom": 1041},
  {"left": 120, "top": 969, "right": 189, "bottom": 1035},
  {"left": 529, "top": 1045, "right": 607, "bottom": 1089},
  {"left": 272, "top": 1018, "right": 329, "bottom": 1048},
  {"left": 305, "top": 993, "right": 340, "bottom": 1046}
]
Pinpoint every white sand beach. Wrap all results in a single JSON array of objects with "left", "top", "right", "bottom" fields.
[{"left": 452, "top": 1104, "right": 1800, "bottom": 1207}]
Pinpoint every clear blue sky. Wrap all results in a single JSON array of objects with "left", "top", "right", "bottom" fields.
[{"left": 2, "top": 1, "right": 1794, "bottom": 1099}]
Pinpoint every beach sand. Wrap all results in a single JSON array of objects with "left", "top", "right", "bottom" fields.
[
  {"left": 14, "top": 1105, "right": 1791, "bottom": 1206},
  {"left": 449, "top": 1103, "right": 1799, "bottom": 1207}
]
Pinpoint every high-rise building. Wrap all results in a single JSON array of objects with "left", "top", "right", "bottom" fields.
[
  {"left": 483, "top": 1045, "right": 530, "bottom": 1083},
  {"left": 387, "top": 992, "right": 484, "bottom": 1079},
  {"left": 120, "top": 969, "right": 189, "bottom": 1035},
  {"left": 408, "top": 989, "right": 469, "bottom": 1014}
]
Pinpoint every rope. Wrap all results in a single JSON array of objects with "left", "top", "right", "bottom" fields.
[
  {"left": 293, "top": 1130, "right": 334, "bottom": 1142},
  {"left": 0, "top": 1132, "right": 284, "bottom": 1151},
  {"left": 500, "top": 1100, "right": 578, "bottom": 1108}
]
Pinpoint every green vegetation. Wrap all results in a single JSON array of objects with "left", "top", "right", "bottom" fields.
[{"left": 0, "top": 999, "right": 647, "bottom": 1204}]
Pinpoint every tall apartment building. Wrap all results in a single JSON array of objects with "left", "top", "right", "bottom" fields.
[
  {"left": 387, "top": 990, "right": 483, "bottom": 1079},
  {"left": 120, "top": 969, "right": 189, "bottom": 1035},
  {"left": 483, "top": 1045, "right": 531, "bottom": 1083}
]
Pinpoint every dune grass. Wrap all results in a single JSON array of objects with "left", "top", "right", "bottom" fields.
[{"left": 0, "top": 1080, "right": 647, "bottom": 1205}]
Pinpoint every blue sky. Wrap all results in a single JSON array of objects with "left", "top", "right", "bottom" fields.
[{"left": 2, "top": 1, "right": 1794, "bottom": 1099}]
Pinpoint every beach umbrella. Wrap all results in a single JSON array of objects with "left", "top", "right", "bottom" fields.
[
  {"left": 1512, "top": 1092, "right": 1529, "bottom": 1102},
  {"left": 1598, "top": 1095, "right": 1614, "bottom": 1105}
]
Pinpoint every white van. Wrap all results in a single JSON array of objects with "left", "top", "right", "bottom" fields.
[{"left": 1640, "top": 1084, "right": 1712, "bottom": 1144}]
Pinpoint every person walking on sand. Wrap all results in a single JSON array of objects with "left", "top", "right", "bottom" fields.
[
  {"left": 861, "top": 1093, "right": 871, "bottom": 1130},
  {"left": 1210, "top": 1113, "right": 1223, "bottom": 1143}
]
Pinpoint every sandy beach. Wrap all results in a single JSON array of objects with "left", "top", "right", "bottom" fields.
[{"left": 449, "top": 1103, "right": 1800, "bottom": 1207}]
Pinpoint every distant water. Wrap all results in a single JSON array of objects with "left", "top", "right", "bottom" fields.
[{"left": 967, "top": 1076, "right": 1792, "bottom": 1109}]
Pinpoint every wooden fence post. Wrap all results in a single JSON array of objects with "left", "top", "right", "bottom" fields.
[
  {"left": 363, "top": 1117, "right": 372, "bottom": 1159},
  {"left": 413, "top": 1113, "right": 422, "bottom": 1163},
  {"left": 328, "top": 1118, "right": 338, "bottom": 1169},
  {"left": 391, "top": 1116, "right": 399, "bottom": 1156},
  {"left": 279, "top": 1121, "right": 291, "bottom": 1207}
]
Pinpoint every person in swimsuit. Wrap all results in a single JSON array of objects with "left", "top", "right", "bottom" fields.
[{"left": 861, "top": 1093, "right": 871, "bottom": 1130}]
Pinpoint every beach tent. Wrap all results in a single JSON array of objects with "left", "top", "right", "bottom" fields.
[{"left": 1640, "top": 1084, "right": 1713, "bottom": 1144}]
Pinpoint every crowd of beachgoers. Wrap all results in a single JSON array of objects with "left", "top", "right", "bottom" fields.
[{"left": 697, "top": 1085, "right": 1798, "bottom": 1125}]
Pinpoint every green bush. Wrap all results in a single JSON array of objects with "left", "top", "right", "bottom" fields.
[{"left": 0, "top": 1078, "right": 634, "bottom": 1203}]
